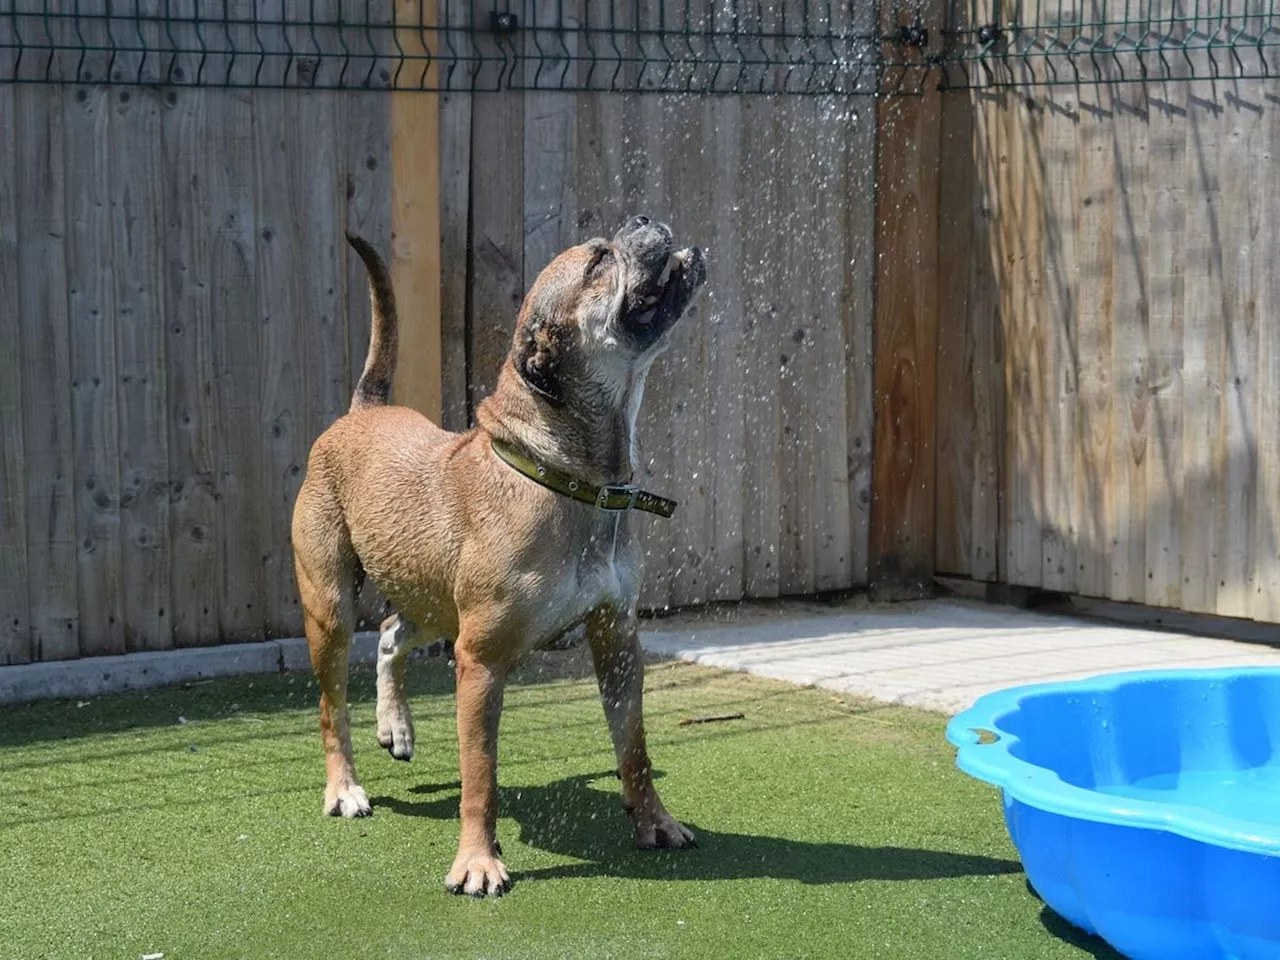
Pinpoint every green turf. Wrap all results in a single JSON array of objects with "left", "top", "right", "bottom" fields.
[{"left": 0, "top": 650, "right": 1119, "bottom": 960}]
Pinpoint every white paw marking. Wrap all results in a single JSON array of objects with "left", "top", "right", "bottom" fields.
[{"left": 324, "top": 782, "right": 372, "bottom": 818}]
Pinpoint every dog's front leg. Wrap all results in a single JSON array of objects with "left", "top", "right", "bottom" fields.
[
  {"left": 445, "top": 646, "right": 511, "bottom": 896},
  {"left": 586, "top": 608, "right": 696, "bottom": 850}
]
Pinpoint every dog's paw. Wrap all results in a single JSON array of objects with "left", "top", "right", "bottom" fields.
[
  {"left": 445, "top": 850, "right": 511, "bottom": 898},
  {"left": 375, "top": 705, "right": 415, "bottom": 761},
  {"left": 323, "top": 782, "right": 373, "bottom": 818},
  {"left": 634, "top": 811, "right": 697, "bottom": 850}
]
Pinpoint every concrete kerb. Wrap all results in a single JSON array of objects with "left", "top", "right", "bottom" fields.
[{"left": 0, "top": 632, "right": 382, "bottom": 706}]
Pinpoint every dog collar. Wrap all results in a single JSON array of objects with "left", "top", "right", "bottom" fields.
[{"left": 490, "top": 438, "right": 678, "bottom": 519}]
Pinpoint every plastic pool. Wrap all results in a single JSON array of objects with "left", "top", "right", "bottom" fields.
[{"left": 946, "top": 667, "right": 1280, "bottom": 960}]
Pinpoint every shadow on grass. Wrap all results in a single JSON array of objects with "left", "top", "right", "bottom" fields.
[
  {"left": 371, "top": 774, "right": 1023, "bottom": 886},
  {"left": 1038, "top": 909, "right": 1124, "bottom": 960},
  {"left": 0, "top": 647, "right": 683, "bottom": 750},
  {"left": 1026, "top": 881, "right": 1125, "bottom": 959},
  {"left": 0, "top": 648, "right": 615, "bottom": 749}
]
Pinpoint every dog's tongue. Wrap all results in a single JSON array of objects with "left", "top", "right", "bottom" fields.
[{"left": 634, "top": 308, "right": 657, "bottom": 327}]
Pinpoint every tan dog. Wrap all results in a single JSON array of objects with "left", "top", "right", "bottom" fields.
[{"left": 292, "top": 216, "right": 706, "bottom": 896}]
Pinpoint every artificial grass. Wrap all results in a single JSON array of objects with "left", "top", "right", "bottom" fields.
[{"left": 0, "top": 649, "right": 1118, "bottom": 960}]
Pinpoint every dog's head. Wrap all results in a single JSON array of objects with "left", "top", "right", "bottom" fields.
[{"left": 510, "top": 216, "right": 707, "bottom": 407}]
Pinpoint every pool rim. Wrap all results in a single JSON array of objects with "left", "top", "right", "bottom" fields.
[{"left": 946, "top": 666, "right": 1280, "bottom": 857}]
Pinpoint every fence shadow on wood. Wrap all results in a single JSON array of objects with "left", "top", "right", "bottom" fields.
[{"left": 937, "top": 70, "right": 1280, "bottom": 627}]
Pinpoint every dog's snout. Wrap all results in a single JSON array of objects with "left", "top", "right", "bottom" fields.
[{"left": 614, "top": 216, "right": 674, "bottom": 263}]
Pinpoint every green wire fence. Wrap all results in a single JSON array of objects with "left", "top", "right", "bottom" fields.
[
  {"left": 941, "top": 0, "right": 1280, "bottom": 87},
  {"left": 0, "top": 1, "right": 1275, "bottom": 92},
  {"left": 0, "top": 1, "right": 934, "bottom": 93}
]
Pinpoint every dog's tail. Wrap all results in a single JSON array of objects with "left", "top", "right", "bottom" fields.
[{"left": 346, "top": 232, "right": 398, "bottom": 412}]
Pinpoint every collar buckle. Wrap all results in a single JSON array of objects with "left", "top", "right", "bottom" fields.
[{"left": 596, "top": 484, "right": 639, "bottom": 511}]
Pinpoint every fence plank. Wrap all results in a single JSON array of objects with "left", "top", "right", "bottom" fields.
[
  {"left": 61, "top": 6, "right": 119, "bottom": 639},
  {"left": 0, "top": 80, "right": 30, "bottom": 664},
  {"left": 16, "top": 86, "right": 80, "bottom": 660},
  {"left": 342, "top": 92, "right": 392, "bottom": 403},
  {"left": 438, "top": 0, "right": 473, "bottom": 430},
  {"left": 1109, "top": 84, "right": 1150, "bottom": 604},
  {"left": 1072, "top": 85, "right": 1115, "bottom": 600},
  {"left": 1144, "top": 83, "right": 1187, "bottom": 611},
  {"left": 111, "top": 85, "right": 173, "bottom": 651},
  {"left": 466, "top": 0, "right": 523, "bottom": 415},
  {"left": 208, "top": 87, "right": 264, "bottom": 641},
  {"left": 871, "top": 34, "right": 942, "bottom": 597},
  {"left": 523, "top": 0, "right": 578, "bottom": 291},
  {"left": 253, "top": 86, "right": 308, "bottom": 637},
  {"left": 813, "top": 98, "right": 857, "bottom": 592},
  {"left": 1254, "top": 98, "right": 1280, "bottom": 623},
  {"left": 162, "top": 78, "right": 221, "bottom": 647},
  {"left": 704, "top": 95, "right": 746, "bottom": 600},
  {"left": 297, "top": 110, "right": 348, "bottom": 444},
  {"left": 1040, "top": 86, "right": 1080, "bottom": 595},
  {"left": 935, "top": 91, "right": 977, "bottom": 578},
  {"left": 1215, "top": 97, "right": 1262, "bottom": 618},
  {"left": 465, "top": 103, "right": 523, "bottom": 411},
  {"left": 777, "top": 98, "right": 818, "bottom": 596},
  {"left": 390, "top": 0, "right": 442, "bottom": 421},
  {"left": 666, "top": 94, "right": 713, "bottom": 607},
  {"left": 1180, "top": 78, "right": 1225, "bottom": 614},
  {"left": 64, "top": 82, "right": 124, "bottom": 655},
  {"left": 843, "top": 97, "right": 876, "bottom": 586},
  {"left": 739, "top": 95, "right": 783, "bottom": 599},
  {"left": 967, "top": 90, "right": 1005, "bottom": 583}
]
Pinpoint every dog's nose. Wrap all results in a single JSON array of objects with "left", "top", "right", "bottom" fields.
[{"left": 616, "top": 215, "right": 673, "bottom": 247}]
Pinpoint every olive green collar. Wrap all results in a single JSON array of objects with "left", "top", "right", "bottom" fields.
[{"left": 490, "top": 437, "right": 678, "bottom": 519}]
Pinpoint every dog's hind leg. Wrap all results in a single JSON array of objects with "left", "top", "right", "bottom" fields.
[
  {"left": 294, "top": 496, "right": 370, "bottom": 818},
  {"left": 375, "top": 613, "right": 433, "bottom": 760}
]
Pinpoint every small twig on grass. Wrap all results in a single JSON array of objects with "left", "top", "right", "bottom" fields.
[{"left": 678, "top": 712, "right": 745, "bottom": 727}]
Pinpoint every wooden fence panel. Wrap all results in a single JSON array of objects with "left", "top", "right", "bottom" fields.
[
  {"left": 1, "top": 86, "right": 394, "bottom": 658},
  {"left": 936, "top": 41, "right": 1280, "bottom": 624}
]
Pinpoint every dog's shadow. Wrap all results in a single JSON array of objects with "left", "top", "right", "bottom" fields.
[{"left": 371, "top": 773, "right": 1023, "bottom": 886}]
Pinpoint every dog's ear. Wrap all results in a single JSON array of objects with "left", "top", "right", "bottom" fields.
[{"left": 515, "top": 318, "right": 569, "bottom": 406}]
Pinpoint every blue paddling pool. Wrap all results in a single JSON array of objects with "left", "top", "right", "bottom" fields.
[{"left": 947, "top": 667, "right": 1280, "bottom": 960}]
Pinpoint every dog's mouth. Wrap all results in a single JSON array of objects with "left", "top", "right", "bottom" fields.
[{"left": 623, "top": 246, "right": 706, "bottom": 341}]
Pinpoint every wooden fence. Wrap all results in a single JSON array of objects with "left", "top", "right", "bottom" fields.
[
  {"left": 0, "top": 81, "right": 411, "bottom": 664},
  {"left": 0, "top": 67, "right": 877, "bottom": 662},
  {"left": 6, "top": 0, "right": 1280, "bottom": 666},
  {"left": 929, "top": 25, "right": 1280, "bottom": 625}
]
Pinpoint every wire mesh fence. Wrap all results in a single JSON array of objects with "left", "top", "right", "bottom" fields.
[
  {"left": 0, "top": 0, "right": 1273, "bottom": 93},
  {"left": 0, "top": 0, "right": 939, "bottom": 93},
  {"left": 940, "top": 0, "right": 1280, "bottom": 87}
]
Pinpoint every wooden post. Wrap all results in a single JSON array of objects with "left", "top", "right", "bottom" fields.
[
  {"left": 869, "top": 2, "right": 944, "bottom": 600},
  {"left": 390, "top": 0, "right": 443, "bottom": 422}
]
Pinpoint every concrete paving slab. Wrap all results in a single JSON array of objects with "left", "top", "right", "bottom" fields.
[{"left": 638, "top": 599, "right": 1280, "bottom": 715}]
